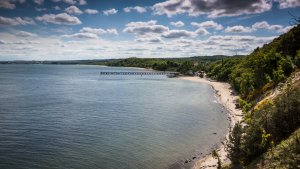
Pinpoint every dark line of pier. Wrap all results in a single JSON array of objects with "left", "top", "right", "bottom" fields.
[{"left": 99, "top": 71, "right": 179, "bottom": 76}]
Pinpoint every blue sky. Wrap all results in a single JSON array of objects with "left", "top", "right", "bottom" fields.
[{"left": 0, "top": 0, "right": 300, "bottom": 60}]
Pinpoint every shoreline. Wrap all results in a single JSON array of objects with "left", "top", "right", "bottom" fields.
[{"left": 179, "top": 76, "right": 243, "bottom": 169}]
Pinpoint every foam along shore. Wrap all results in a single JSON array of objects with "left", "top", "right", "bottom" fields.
[{"left": 180, "top": 76, "right": 243, "bottom": 169}]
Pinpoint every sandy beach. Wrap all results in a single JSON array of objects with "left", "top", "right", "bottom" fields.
[{"left": 180, "top": 76, "right": 243, "bottom": 169}]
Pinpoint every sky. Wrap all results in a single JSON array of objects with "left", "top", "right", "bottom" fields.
[{"left": 0, "top": 0, "right": 300, "bottom": 61}]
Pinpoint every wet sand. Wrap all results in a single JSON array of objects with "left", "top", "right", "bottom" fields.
[{"left": 180, "top": 76, "right": 243, "bottom": 169}]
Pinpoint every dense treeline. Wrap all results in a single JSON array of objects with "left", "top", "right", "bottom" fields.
[
  {"left": 206, "top": 24, "right": 300, "bottom": 102},
  {"left": 220, "top": 24, "right": 300, "bottom": 168},
  {"left": 97, "top": 56, "right": 232, "bottom": 74}
]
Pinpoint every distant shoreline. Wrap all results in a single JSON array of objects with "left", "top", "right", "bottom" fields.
[{"left": 180, "top": 76, "right": 243, "bottom": 169}]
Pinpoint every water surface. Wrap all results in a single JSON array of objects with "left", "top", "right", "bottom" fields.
[{"left": 0, "top": 64, "right": 229, "bottom": 169}]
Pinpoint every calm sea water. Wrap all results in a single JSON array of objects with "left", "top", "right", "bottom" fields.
[{"left": 0, "top": 64, "right": 229, "bottom": 169}]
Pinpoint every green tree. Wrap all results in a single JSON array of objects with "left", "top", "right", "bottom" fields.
[{"left": 226, "top": 122, "right": 243, "bottom": 167}]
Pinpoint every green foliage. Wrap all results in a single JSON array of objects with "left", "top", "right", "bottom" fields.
[
  {"left": 272, "top": 66, "right": 285, "bottom": 84},
  {"left": 238, "top": 98, "right": 252, "bottom": 112},
  {"left": 241, "top": 81, "right": 300, "bottom": 166},
  {"left": 176, "top": 61, "right": 194, "bottom": 74},
  {"left": 93, "top": 56, "right": 230, "bottom": 75},
  {"left": 206, "top": 24, "right": 300, "bottom": 101},
  {"left": 250, "top": 129, "right": 300, "bottom": 169},
  {"left": 205, "top": 58, "right": 240, "bottom": 81},
  {"left": 294, "top": 50, "right": 300, "bottom": 67},
  {"left": 261, "top": 129, "right": 272, "bottom": 148},
  {"left": 226, "top": 122, "right": 243, "bottom": 166}
]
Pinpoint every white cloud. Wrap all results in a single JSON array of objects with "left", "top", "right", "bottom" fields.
[
  {"left": 225, "top": 25, "right": 254, "bottom": 33},
  {"left": 0, "top": 0, "right": 25, "bottom": 9},
  {"left": 33, "top": 0, "right": 44, "bottom": 5},
  {"left": 252, "top": 21, "right": 270, "bottom": 29},
  {"left": 191, "top": 20, "right": 223, "bottom": 30},
  {"left": 275, "top": 0, "right": 300, "bottom": 9},
  {"left": 124, "top": 6, "right": 147, "bottom": 13},
  {"left": 0, "top": 31, "right": 278, "bottom": 60},
  {"left": 0, "top": 0, "right": 15, "bottom": 9},
  {"left": 80, "top": 27, "right": 118, "bottom": 35},
  {"left": 52, "top": 0, "right": 76, "bottom": 5},
  {"left": 123, "top": 20, "right": 169, "bottom": 35},
  {"left": 64, "top": 0, "right": 76, "bottom": 4},
  {"left": 124, "top": 20, "right": 211, "bottom": 40},
  {"left": 65, "top": 5, "right": 83, "bottom": 15},
  {"left": 106, "top": 29, "right": 118, "bottom": 35},
  {"left": 53, "top": 6, "right": 60, "bottom": 10},
  {"left": 85, "top": 9, "right": 98, "bottom": 14},
  {"left": 35, "top": 7, "right": 47, "bottom": 12},
  {"left": 78, "top": 0, "right": 87, "bottom": 5},
  {"left": 0, "top": 16, "right": 35, "bottom": 26},
  {"left": 36, "top": 13, "right": 81, "bottom": 25},
  {"left": 170, "top": 21, "right": 184, "bottom": 27},
  {"left": 280, "top": 25, "right": 294, "bottom": 33},
  {"left": 152, "top": 0, "right": 272, "bottom": 18},
  {"left": 16, "top": 31, "right": 36, "bottom": 37},
  {"left": 103, "top": 8, "right": 118, "bottom": 16},
  {"left": 252, "top": 21, "right": 292, "bottom": 33},
  {"left": 195, "top": 28, "right": 210, "bottom": 35},
  {"left": 268, "top": 25, "right": 283, "bottom": 31},
  {"left": 162, "top": 29, "right": 196, "bottom": 38},
  {"left": 136, "top": 36, "right": 163, "bottom": 43},
  {"left": 62, "top": 32, "right": 98, "bottom": 39}
]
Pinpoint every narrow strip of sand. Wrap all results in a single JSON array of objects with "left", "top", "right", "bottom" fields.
[{"left": 180, "top": 76, "right": 243, "bottom": 169}]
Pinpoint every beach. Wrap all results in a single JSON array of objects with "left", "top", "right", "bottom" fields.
[{"left": 180, "top": 76, "right": 243, "bottom": 169}]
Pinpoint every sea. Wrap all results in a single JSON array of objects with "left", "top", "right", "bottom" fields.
[{"left": 0, "top": 64, "right": 229, "bottom": 169}]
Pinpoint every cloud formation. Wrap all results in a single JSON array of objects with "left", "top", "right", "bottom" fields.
[
  {"left": 252, "top": 21, "right": 293, "bottom": 33},
  {"left": 33, "top": 0, "right": 44, "bottom": 5},
  {"left": 225, "top": 25, "right": 254, "bottom": 33},
  {"left": 0, "top": 0, "right": 16, "bottom": 9},
  {"left": 191, "top": 21, "right": 223, "bottom": 30},
  {"left": 195, "top": 28, "right": 210, "bottom": 35},
  {"left": 0, "top": 16, "right": 35, "bottom": 26},
  {"left": 170, "top": 21, "right": 184, "bottom": 27},
  {"left": 275, "top": 0, "right": 300, "bottom": 9},
  {"left": 85, "top": 9, "right": 98, "bottom": 14},
  {"left": 65, "top": 5, "right": 83, "bottom": 15},
  {"left": 162, "top": 29, "right": 196, "bottom": 38},
  {"left": 78, "top": 0, "right": 87, "bottom": 5},
  {"left": 153, "top": 0, "right": 272, "bottom": 18},
  {"left": 80, "top": 27, "right": 118, "bottom": 35},
  {"left": 52, "top": 0, "right": 76, "bottom": 5},
  {"left": 123, "top": 20, "right": 169, "bottom": 35},
  {"left": 16, "top": 31, "right": 37, "bottom": 37},
  {"left": 124, "top": 6, "right": 147, "bottom": 13},
  {"left": 62, "top": 32, "right": 98, "bottom": 39},
  {"left": 36, "top": 13, "right": 81, "bottom": 25},
  {"left": 103, "top": 8, "right": 118, "bottom": 15}
]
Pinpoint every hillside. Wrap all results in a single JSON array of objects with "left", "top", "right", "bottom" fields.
[
  {"left": 205, "top": 25, "right": 300, "bottom": 168},
  {"left": 206, "top": 24, "right": 300, "bottom": 102}
]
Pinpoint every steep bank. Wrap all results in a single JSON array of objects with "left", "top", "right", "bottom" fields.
[{"left": 201, "top": 24, "right": 300, "bottom": 168}]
